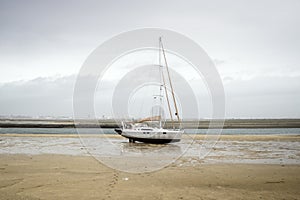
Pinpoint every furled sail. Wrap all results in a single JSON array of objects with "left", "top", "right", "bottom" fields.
[{"left": 138, "top": 115, "right": 161, "bottom": 123}]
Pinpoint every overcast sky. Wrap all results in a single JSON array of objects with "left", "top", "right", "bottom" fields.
[{"left": 0, "top": 0, "right": 299, "bottom": 118}]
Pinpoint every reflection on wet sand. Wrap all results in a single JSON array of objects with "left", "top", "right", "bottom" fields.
[
  {"left": 95, "top": 142, "right": 184, "bottom": 173},
  {"left": 120, "top": 142, "right": 182, "bottom": 155}
]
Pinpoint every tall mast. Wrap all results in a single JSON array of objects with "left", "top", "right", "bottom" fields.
[
  {"left": 160, "top": 37, "right": 181, "bottom": 125},
  {"left": 159, "top": 37, "right": 174, "bottom": 129},
  {"left": 158, "top": 42, "right": 162, "bottom": 129}
]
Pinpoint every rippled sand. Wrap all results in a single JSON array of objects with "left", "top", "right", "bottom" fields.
[{"left": 0, "top": 154, "right": 299, "bottom": 200}]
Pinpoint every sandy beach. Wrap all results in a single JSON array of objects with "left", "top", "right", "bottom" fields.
[
  {"left": 0, "top": 154, "right": 299, "bottom": 200},
  {"left": 1, "top": 134, "right": 300, "bottom": 199}
]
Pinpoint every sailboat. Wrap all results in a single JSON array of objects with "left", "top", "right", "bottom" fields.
[{"left": 114, "top": 37, "right": 184, "bottom": 144}]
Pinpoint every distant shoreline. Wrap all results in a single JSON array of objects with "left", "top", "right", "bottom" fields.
[{"left": 1, "top": 118, "right": 300, "bottom": 128}]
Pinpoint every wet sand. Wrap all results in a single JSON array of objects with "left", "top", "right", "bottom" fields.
[
  {"left": 1, "top": 134, "right": 300, "bottom": 165},
  {"left": 1, "top": 133, "right": 300, "bottom": 141},
  {"left": 0, "top": 154, "right": 299, "bottom": 200}
]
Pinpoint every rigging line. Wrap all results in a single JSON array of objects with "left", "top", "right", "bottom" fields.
[
  {"left": 160, "top": 37, "right": 181, "bottom": 124},
  {"left": 159, "top": 37, "right": 174, "bottom": 129}
]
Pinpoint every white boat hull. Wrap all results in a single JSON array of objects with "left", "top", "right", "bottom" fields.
[{"left": 115, "top": 128, "right": 183, "bottom": 144}]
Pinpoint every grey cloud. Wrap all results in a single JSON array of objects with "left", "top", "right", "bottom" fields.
[
  {"left": 225, "top": 76, "right": 300, "bottom": 97},
  {"left": 1, "top": 73, "right": 299, "bottom": 118},
  {"left": 225, "top": 75, "right": 300, "bottom": 118},
  {"left": 0, "top": 75, "right": 76, "bottom": 117}
]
